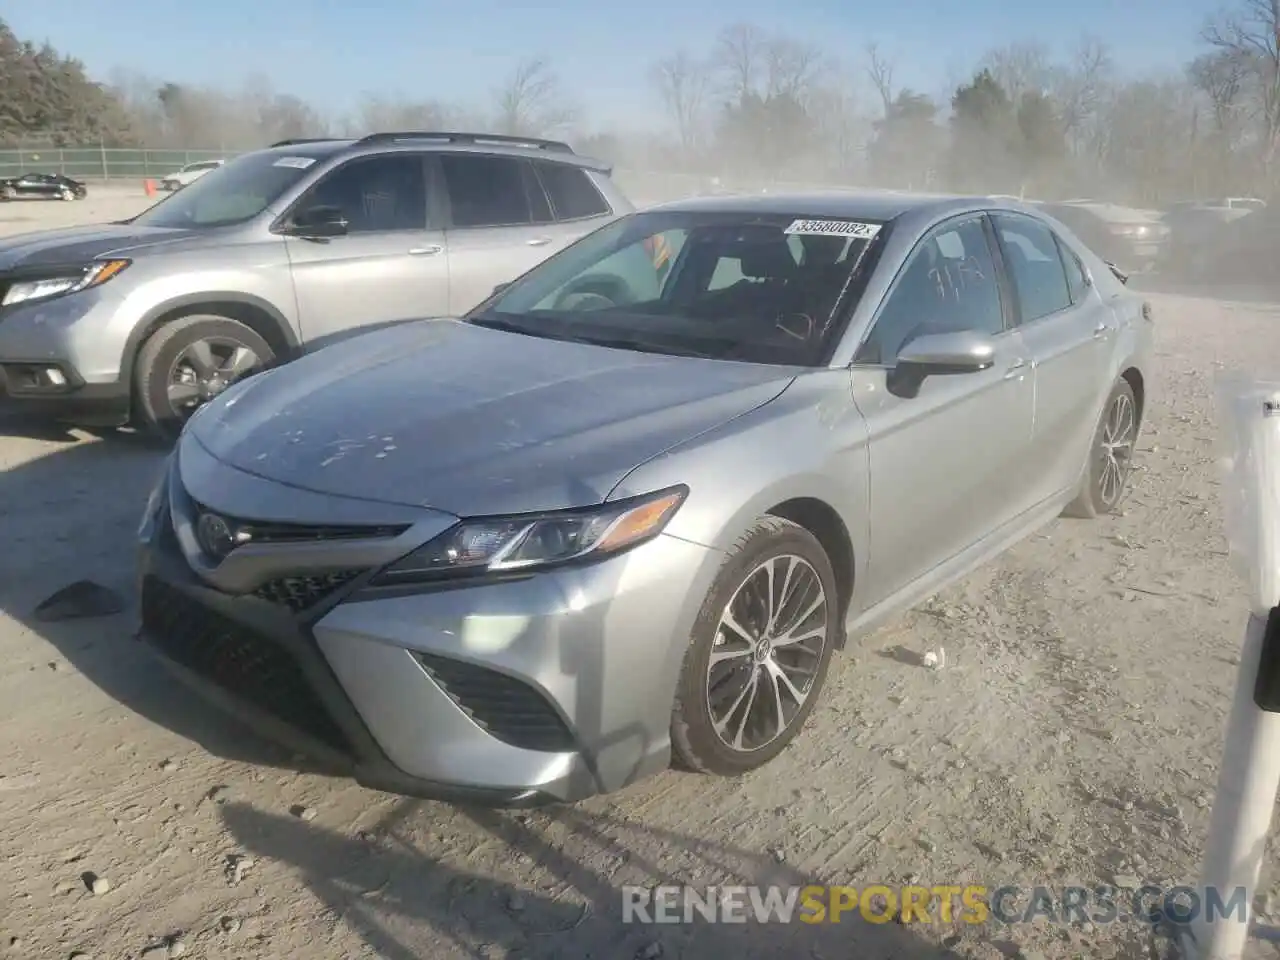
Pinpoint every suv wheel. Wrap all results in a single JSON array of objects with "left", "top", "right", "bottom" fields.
[
  {"left": 134, "top": 314, "right": 274, "bottom": 440},
  {"left": 670, "top": 516, "right": 839, "bottom": 776},
  {"left": 1064, "top": 378, "right": 1139, "bottom": 519}
]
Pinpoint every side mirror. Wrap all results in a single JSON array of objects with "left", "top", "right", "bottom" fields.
[
  {"left": 491, "top": 281, "right": 511, "bottom": 296},
  {"left": 889, "top": 330, "right": 997, "bottom": 398},
  {"left": 288, "top": 205, "right": 348, "bottom": 239}
]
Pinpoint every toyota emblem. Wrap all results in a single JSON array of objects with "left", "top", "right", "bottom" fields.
[{"left": 196, "top": 512, "right": 238, "bottom": 560}]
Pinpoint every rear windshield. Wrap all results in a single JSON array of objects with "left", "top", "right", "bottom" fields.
[
  {"left": 131, "top": 150, "right": 327, "bottom": 228},
  {"left": 470, "top": 209, "right": 887, "bottom": 366}
]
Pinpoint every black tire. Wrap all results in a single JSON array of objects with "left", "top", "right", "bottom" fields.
[
  {"left": 1063, "top": 378, "right": 1140, "bottom": 519},
  {"left": 670, "top": 516, "right": 839, "bottom": 776},
  {"left": 133, "top": 314, "right": 274, "bottom": 441}
]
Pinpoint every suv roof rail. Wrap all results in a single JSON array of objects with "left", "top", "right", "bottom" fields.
[
  {"left": 354, "top": 131, "right": 575, "bottom": 153},
  {"left": 269, "top": 138, "right": 340, "bottom": 148}
]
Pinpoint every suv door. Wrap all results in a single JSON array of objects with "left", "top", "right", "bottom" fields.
[
  {"left": 989, "top": 212, "right": 1112, "bottom": 506},
  {"left": 849, "top": 214, "right": 1035, "bottom": 610},
  {"left": 281, "top": 152, "right": 449, "bottom": 347},
  {"left": 440, "top": 155, "right": 611, "bottom": 314}
]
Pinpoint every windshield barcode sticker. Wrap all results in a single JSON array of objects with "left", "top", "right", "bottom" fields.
[
  {"left": 784, "top": 219, "right": 881, "bottom": 239},
  {"left": 273, "top": 156, "right": 316, "bottom": 169}
]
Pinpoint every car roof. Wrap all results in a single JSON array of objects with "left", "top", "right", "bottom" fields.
[
  {"left": 644, "top": 190, "right": 998, "bottom": 222},
  {"left": 256, "top": 137, "right": 612, "bottom": 173}
]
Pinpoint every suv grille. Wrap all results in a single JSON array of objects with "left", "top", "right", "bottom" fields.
[
  {"left": 254, "top": 570, "right": 364, "bottom": 612},
  {"left": 140, "top": 577, "right": 350, "bottom": 755},
  {"left": 414, "top": 652, "right": 575, "bottom": 753}
]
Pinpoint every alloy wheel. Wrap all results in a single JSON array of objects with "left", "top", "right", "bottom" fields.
[
  {"left": 166, "top": 337, "right": 262, "bottom": 419},
  {"left": 1098, "top": 390, "right": 1136, "bottom": 508},
  {"left": 705, "top": 554, "right": 830, "bottom": 753}
]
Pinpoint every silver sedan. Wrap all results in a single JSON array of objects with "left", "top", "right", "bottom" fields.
[{"left": 136, "top": 191, "right": 1153, "bottom": 804}]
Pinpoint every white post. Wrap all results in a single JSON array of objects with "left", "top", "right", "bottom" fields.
[{"left": 1189, "top": 376, "right": 1280, "bottom": 959}]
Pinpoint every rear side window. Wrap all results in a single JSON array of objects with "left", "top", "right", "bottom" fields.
[
  {"left": 1055, "top": 236, "right": 1090, "bottom": 304},
  {"left": 535, "top": 161, "right": 610, "bottom": 220},
  {"left": 441, "top": 154, "right": 533, "bottom": 228},
  {"left": 991, "top": 214, "right": 1072, "bottom": 323}
]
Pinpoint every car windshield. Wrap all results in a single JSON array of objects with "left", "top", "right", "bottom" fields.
[
  {"left": 131, "top": 150, "right": 324, "bottom": 228},
  {"left": 468, "top": 210, "right": 884, "bottom": 366}
]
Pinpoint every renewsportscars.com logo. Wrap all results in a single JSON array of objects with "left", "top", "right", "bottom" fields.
[{"left": 621, "top": 884, "right": 1248, "bottom": 926}]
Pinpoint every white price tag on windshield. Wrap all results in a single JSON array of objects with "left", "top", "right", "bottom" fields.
[
  {"left": 273, "top": 156, "right": 316, "bottom": 169},
  {"left": 784, "top": 218, "right": 881, "bottom": 239}
]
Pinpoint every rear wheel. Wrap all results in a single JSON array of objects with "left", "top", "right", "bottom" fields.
[
  {"left": 1064, "top": 378, "right": 1139, "bottom": 519},
  {"left": 670, "top": 517, "right": 839, "bottom": 776},
  {"left": 133, "top": 314, "right": 273, "bottom": 440}
]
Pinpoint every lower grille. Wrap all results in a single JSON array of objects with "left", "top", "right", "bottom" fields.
[
  {"left": 414, "top": 652, "right": 575, "bottom": 753},
  {"left": 140, "top": 576, "right": 350, "bottom": 754},
  {"left": 254, "top": 570, "right": 363, "bottom": 612}
]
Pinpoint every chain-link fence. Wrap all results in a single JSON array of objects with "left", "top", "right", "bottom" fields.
[{"left": 0, "top": 146, "right": 866, "bottom": 199}]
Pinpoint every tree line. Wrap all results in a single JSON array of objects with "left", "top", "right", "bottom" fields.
[{"left": 2, "top": 1, "right": 1279, "bottom": 205}]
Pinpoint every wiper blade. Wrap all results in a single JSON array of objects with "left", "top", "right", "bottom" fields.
[
  {"left": 569, "top": 334, "right": 721, "bottom": 359},
  {"left": 467, "top": 313, "right": 532, "bottom": 334}
]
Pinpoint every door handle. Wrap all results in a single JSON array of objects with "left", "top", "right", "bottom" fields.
[
  {"left": 1004, "top": 358, "right": 1028, "bottom": 380},
  {"left": 408, "top": 245, "right": 443, "bottom": 256},
  {"left": 1092, "top": 321, "right": 1109, "bottom": 340},
  {"left": 526, "top": 236, "right": 553, "bottom": 247}
]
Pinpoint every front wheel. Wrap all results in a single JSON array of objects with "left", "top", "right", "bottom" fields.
[
  {"left": 133, "top": 314, "right": 274, "bottom": 441},
  {"left": 670, "top": 516, "right": 839, "bottom": 776},
  {"left": 1064, "top": 378, "right": 1139, "bottom": 519},
  {"left": 59, "top": 186, "right": 74, "bottom": 201}
]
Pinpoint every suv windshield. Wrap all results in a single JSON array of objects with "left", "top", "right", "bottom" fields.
[
  {"left": 132, "top": 150, "right": 326, "bottom": 229},
  {"left": 469, "top": 210, "right": 883, "bottom": 366}
]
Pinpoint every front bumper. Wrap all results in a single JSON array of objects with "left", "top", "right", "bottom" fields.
[
  {"left": 0, "top": 286, "right": 134, "bottom": 424},
  {"left": 135, "top": 449, "right": 722, "bottom": 804}
]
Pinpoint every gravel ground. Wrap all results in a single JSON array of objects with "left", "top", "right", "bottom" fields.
[{"left": 2, "top": 198, "right": 1280, "bottom": 960}]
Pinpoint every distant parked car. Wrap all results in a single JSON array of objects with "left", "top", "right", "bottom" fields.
[
  {"left": 1172, "top": 205, "right": 1280, "bottom": 284},
  {"left": 1161, "top": 198, "right": 1268, "bottom": 274},
  {"left": 1038, "top": 201, "right": 1169, "bottom": 273},
  {"left": 159, "top": 159, "right": 225, "bottom": 192},
  {"left": 0, "top": 172, "right": 87, "bottom": 201}
]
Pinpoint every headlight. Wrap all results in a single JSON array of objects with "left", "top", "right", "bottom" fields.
[
  {"left": 2, "top": 259, "right": 131, "bottom": 308},
  {"left": 371, "top": 486, "right": 687, "bottom": 586}
]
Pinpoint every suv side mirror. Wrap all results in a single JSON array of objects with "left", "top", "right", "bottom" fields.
[
  {"left": 889, "top": 330, "right": 997, "bottom": 398},
  {"left": 288, "top": 205, "right": 348, "bottom": 240},
  {"left": 491, "top": 281, "right": 511, "bottom": 296}
]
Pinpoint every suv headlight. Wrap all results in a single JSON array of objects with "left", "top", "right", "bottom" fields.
[
  {"left": 2, "top": 259, "right": 131, "bottom": 308},
  {"left": 371, "top": 486, "right": 687, "bottom": 586}
]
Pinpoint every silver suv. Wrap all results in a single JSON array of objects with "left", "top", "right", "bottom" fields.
[{"left": 0, "top": 132, "right": 631, "bottom": 436}]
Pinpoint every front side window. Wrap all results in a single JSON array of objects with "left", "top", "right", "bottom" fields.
[
  {"left": 992, "top": 213, "right": 1072, "bottom": 323},
  {"left": 469, "top": 211, "right": 881, "bottom": 366},
  {"left": 131, "top": 149, "right": 328, "bottom": 228},
  {"left": 441, "top": 154, "right": 534, "bottom": 228},
  {"left": 303, "top": 155, "right": 426, "bottom": 232},
  {"left": 855, "top": 216, "right": 1003, "bottom": 365}
]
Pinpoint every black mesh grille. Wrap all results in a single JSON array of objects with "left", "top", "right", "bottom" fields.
[
  {"left": 140, "top": 577, "right": 350, "bottom": 754},
  {"left": 254, "top": 570, "right": 363, "bottom": 612},
  {"left": 414, "top": 652, "right": 575, "bottom": 753}
]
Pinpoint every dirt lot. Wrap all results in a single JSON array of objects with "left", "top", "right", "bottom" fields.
[{"left": 1, "top": 195, "right": 1279, "bottom": 960}]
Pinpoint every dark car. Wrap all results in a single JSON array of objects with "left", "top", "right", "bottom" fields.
[
  {"left": 0, "top": 173, "right": 87, "bottom": 201},
  {"left": 1036, "top": 201, "right": 1169, "bottom": 274}
]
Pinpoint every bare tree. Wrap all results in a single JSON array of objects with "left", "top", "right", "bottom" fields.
[
  {"left": 864, "top": 43, "right": 896, "bottom": 114},
  {"left": 714, "top": 23, "right": 766, "bottom": 100},
  {"left": 980, "top": 41, "right": 1053, "bottom": 102},
  {"left": 492, "top": 57, "right": 577, "bottom": 137},
  {"left": 1190, "top": 49, "right": 1250, "bottom": 132},
  {"left": 1050, "top": 36, "right": 1114, "bottom": 158},
  {"left": 650, "top": 50, "right": 709, "bottom": 155},
  {"left": 1204, "top": 0, "right": 1280, "bottom": 178},
  {"left": 762, "top": 36, "right": 827, "bottom": 103}
]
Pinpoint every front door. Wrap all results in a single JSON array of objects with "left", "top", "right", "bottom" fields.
[
  {"left": 990, "top": 212, "right": 1112, "bottom": 504},
  {"left": 283, "top": 153, "right": 450, "bottom": 348},
  {"left": 849, "top": 214, "right": 1035, "bottom": 610}
]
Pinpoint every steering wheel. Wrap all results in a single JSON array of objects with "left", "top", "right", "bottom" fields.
[{"left": 554, "top": 289, "right": 617, "bottom": 311}]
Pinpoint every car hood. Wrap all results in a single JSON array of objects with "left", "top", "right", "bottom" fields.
[
  {"left": 0, "top": 223, "right": 203, "bottom": 271},
  {"left": 188, "top": 319, "right": 796, "bottom": 516}
]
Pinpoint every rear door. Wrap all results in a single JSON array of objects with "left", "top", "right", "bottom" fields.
[
  {"left": 990, "top": 212, "right": 1112, "bottom": 505},
  {"left": 283, "top": 152, "right": 451, "bottom": 347},
  {"left": 850, "top": 214, "right": 1035, "bottom": 609}
]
